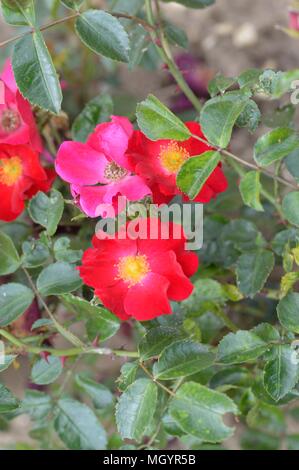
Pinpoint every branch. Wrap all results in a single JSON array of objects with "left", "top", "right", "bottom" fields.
[
  {"left": 0, "top": 328, "right": 139, "bottom": 358},
  {"left": 145, "top": 0, "right": 202, "bottom": 113},
  {"left": 0, "top": 11, "right": 155, "bottom": 49}
]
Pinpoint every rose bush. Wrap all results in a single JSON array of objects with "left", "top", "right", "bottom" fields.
[{"left": 1, "top": 0, "right": 299, "bottom": 452}]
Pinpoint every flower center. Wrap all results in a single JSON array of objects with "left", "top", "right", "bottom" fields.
[
  {"left": 159, "top": 142, "right": 189, "bottom": 174},
  {"left": 117, "top": 254, "right": 150, "bottom": 286},
  {"left": 104, "top": 162, "right": 128, "bottom": 182},
  {"left": 1, "top": 109, "right": 21, "bottom": 133},
  {"left": 0, "top": 156, "right": 23, "bottom": 186}
]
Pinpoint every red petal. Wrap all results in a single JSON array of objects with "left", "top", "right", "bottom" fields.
[{"left": 124, "top": 273, "right": 172, "bottom": 321}]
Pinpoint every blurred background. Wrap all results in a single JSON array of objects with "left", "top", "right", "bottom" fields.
[{"left": 0, "top": 0, "right": 298, "bottom": 450}]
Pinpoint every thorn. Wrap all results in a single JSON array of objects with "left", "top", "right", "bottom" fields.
[
  {"left": 40, "top": 351, "right": 50, "bottom": 363},
  {"left": 92, "top": 336, "right": 100, "bottom": 347},
  {"left": 60, "top": 356, "right": 67, "bottom": 368}
]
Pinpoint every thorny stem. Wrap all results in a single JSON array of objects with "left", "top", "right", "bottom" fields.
[
  {"left": 214, "top": 306, "right": 239, "bottom": 333},
  {"left": 0, "top": 328, "right": 139, "bottom": 358},
  {"left": 0, "top": 11, "right": 155, "bottom": 49},
  {"left": 145, "top": 0, "right": 202, "bottom": 113},
  {"left": 22, "top": 266, "right": 85, "bottom": 349},
  {"left": 139, "top": 361, "right": 175, "bottom": 396}
]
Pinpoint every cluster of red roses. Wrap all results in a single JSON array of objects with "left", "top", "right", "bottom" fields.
[
  {"left": 1, "top": 60, "right": 228, "bottom": 321},
  {"left": 56, "top": 116, "right": 227, "bottom": 321},
  {"left": 0, "top": 60, "right": 54, "bottom": 222}
]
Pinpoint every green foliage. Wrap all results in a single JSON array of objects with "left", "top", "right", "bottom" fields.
[
  {"left": 0, "top": 231, "right": 21, "bottom": 275},
  {"left": 236, "top": 249, "right": 274, "bottom": 297},
  {"left": 239, "top": 171, "right": 263, "bottom": 212},
  {"left": 28, "top": 190, "right": 64, "bottom": 236},
  {"left": 116, "top": 379, "right": 158, "bottom": 440},
  {"left": 153, "top": 340, "right": 215, "bottom": 379},
  {"left": 177, "top": 151, "right": 221, "bottom": 200},
  {"left": 254, "top": 128, "right": 299, "bottom": 167},
  {"left": 72, "top": 94, "right": 114, "bottom": 142},
  {"left": 12, "top": 32, "right": 62, "bottom": 113},
  {"left": 2, "top": 0, "right": 299, "bottom": 452},
  {"left": 37, "top": 262, "right": 82, "bottom": 296},
  {"left": 75, "top": 10, "right": 130, "bottom": 63},
  {"left": 169, "top": 382, "right": 238, "bottom": 442},
  {"left": 0, "top": 283, "right": 34, "bottom": 326},
  {"left": 54, "top": 398, "right": 107, "bottom": 450},
  {"left": 31, "top": 356, "right": 63, "bottom": 385},
  {"left": 200, "top": 91, "right": 250, "bottom": 148},
  {"left": 136, "top": 94, "right": 191, "bottom": 140}
]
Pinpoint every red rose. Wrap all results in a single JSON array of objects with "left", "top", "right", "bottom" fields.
[
  {"left": 78, "top": 218, "right": 199, "bottom": 321},
  {"left": 127, "top": 121, "right": 228, "bottom": 204},
  {"left": 0, "top": 143, "right": 55, "bottom": 221}
]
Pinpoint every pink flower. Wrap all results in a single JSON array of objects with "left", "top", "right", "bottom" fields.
[
  {"left": 0, "top": 59, "right": 42, "bottom": 152},
  {"left": 55, "top": 116, "right": 151, "bottom": 217}
]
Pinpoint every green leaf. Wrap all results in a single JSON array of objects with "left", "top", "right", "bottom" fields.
[
  {"left": 236, "top": 100, "right": 261, "bottom": 132},
  {"left": 75, "top": 374, "right": 114, "bottom": 409},
  {"left": 28, "top": 189, "right": 64, "bottom": 236},
  {"left": 61, "top": 0, "right": 83, "bottom": 9},
  {"left": 53, "top": 238, "right": 82, "bottom": 264},
  {"left": 60, "top": 293, "right": 119, "bottom": 341},
  {"left": 0, "top": 355, "right": 17, "bottom": 373},
  {"left": 136, "top": 94, "right": 191, "bottom": 141},
  {"left": 272, "top": 69, "right": 299, "bottom": 98},
  {"left": 282, "top": 192, "right": 299, "bottom": 227},
  {"left": 72, "top": 94, "right": 113, "bottom": 142},
  {"left": 264, "top": 345, "right": 299, "bottom": 401},
  {"left": 75, "top": 10, "right": 130, "bottom": 62},
  {"left": 128, "top": 25, "right": 149, "bottom": 69},
  {"left": 1, "top": 0, "right": 35, "bottom": 26},
  {"left": 247, "top": 402, "right": 285, "bottom": 436},
  {"left": 55, "top": 398, "right": 107, "bottom": 450},
  {"left": 22, "top": 238, "right": 50, "bottom": 268},
  {"left": 208, "top": 74, "right": 236, "bottom": 97},
  {"left": 254, "top": 128, "right": 299, "bottom": 167},
  {"left": 0, "top": 231, "right": 20, "bottom": 275},
  {"left": 37, "top": 262, "right": 82, "bottom": 296},
  {"left": 200, "top": 91, "right": 249, "bottom": 148},
  {"left": 277, "top": 292, "right": 299, "bottom": 333},
  {"left": 22, "top": 390, "right": 52, "bottom": 420},
  {"left": 241, "top": 429, "right": 279, "bottom": 450},
  {"left": 0, "top": 384, "right": 19, "bottom": 413},
  {"left": 236, "top": 249, "right": 274, "bottom": 297},
  {"left": 12, "top": 31, "right": 62, "bottom": 113},
  {"left": 0, "top": 283, "right": 34, "bottom": 327},
  {"left": 117, "top": 363, "right": 138, "bottom": 392},
  {"left": 161, "top": 0, "right": 215, "bottom": 8},
  {"left": 177, "top": 151, "right": 221, "bottom": 200},
  {"left": 239, "top": 171, "right": 263, "bottom": 212},
  {"left": 169, "top": 382, "right": 238, "bottom": 443},
  {"left": 139, "top": 326, "right": 184, "bottom": 360},
  {"left": 116, "top": 378, "right": 158, "bottom": 440},
  {"left": 163, "top": 21, "right": 188, "bottom": 49},
  {"left": 237, "top": 69, "right": 262, "bottom": 89},
  {"left": 285, "top": 148, "right": 299, "bottom": 183},
  {"left": 31, "top": 356, "right": 63, "bottom": 385},
  {"left": 153, "top": 340, "right": 215, "bottom": 380},
  {"left": 218, "top": 330, "right": 268, "bottom": 364}
]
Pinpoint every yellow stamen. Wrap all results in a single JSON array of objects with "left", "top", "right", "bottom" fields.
[
  {"left": 0, "top": 156, "right": 23, "bottom": 186},
  {"left": 159, "top": 142, "right": 189, "bottom": 174},
  {"left": 117, "top": 254, "right": 150, "bottom": 287}
]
